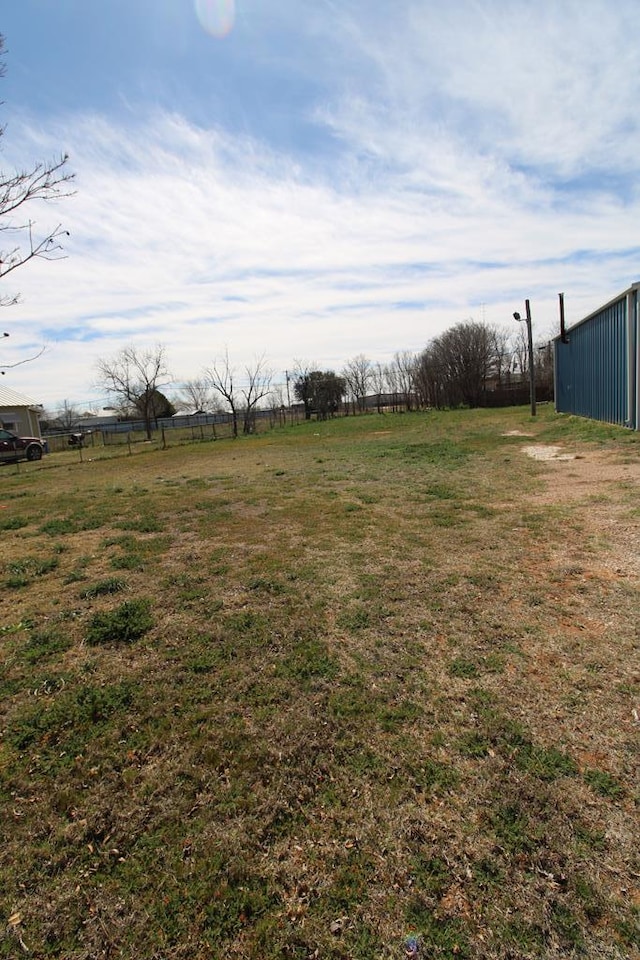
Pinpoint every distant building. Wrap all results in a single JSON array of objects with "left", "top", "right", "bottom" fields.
[
  {"left": 0, "top": 385, "right": 43, "bottom": 436},
  {"left": 555, "top": 284, "right": 640, "bottom": 430},
  {"left": 75, "top": 413, "right": 120, "bottom": 429}
]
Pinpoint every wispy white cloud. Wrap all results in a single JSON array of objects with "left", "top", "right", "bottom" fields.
[{"left": 320, "top": 0, "right": 640, "bottom": 181}]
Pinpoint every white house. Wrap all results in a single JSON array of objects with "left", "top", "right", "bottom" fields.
[{"left": 0, "top": 384, "right": 43, "bottom": 436}]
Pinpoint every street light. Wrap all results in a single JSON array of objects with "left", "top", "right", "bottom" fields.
[{"left": 513, "top": 298, "right": 536, "bottom": 417}]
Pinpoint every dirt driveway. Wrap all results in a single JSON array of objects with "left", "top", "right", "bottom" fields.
[{"left": 522, "top": 443, "right": 639, "bottom": 577}]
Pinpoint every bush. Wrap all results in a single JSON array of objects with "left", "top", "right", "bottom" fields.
[{"left": 86, "top": 598, "right": 153, "bottom": 645}]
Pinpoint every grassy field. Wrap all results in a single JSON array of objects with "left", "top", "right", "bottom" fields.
[{"left": 1, "top": 406, "right": 638, "bottom": 959}]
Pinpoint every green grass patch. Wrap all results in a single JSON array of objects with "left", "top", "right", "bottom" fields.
[
  {"left": 6, "top": 680, "right": 138, "bottom": 753},
  {"left": 117, "top": 514, "right": 164, "bottom": 533},
  {"left": 80, "top": 577, "right": 127, "bottom": 599},
  {"left": 491, "top": 802, "right": 536, "bottom": 854},
  {"left": 337, "top": 605, "right": 371, "bottom": 631},
  {"left": 583, "top": 768, "right": 625, "bottom": 799},
  {"left": 403, "top": 905, "right": 470, "bottom": 958},
  {"left": 5, "top": 555, "right": 59, "bottom": 587},
  {"left": 515, "top": 742, "right": 577, "bottom": 780},
  {"left": 85, "top": 598, "right": 153, "bottom": 645},
  {"left": 39, "top": 517, "right": 77, "bottom": 536},
  {"left": 0, "top": 515, "right": 29, "bottom": 530},
  {"left": 274, "top": 635, "right": 339, "bottom": 685},
  {"left": 22, "top": 625, "right": 74, "bottom": 664},
  {"left": 457, "top": 731, "right": 492, "bottom": 758},
  {"left": 111, "top": 552, "right": 145, "bottom": 570},
  {"left": 377, "top": 699, "right": 423, "bottom": 732},
  {"left": 395, "top": 440, "right": 471, "bottom": 465},
  {"left": 447, "top": 657, "right": 479, "bottom": 679}
]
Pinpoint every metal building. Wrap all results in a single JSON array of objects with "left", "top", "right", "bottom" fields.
[{"left": 554, "top": 283, "right": 640, "bottom": 430}]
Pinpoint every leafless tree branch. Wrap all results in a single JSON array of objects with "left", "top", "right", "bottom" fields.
[
  {"left": 0, "top": 32, "right": 74, "bottom": 375},
  {"left": 0, "top": 342, "right": 46, "bottom": 374}
]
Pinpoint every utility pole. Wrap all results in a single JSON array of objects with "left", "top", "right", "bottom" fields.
[
  {"left": 513, "top": 299, "right": 536, "bottom": 417},
  {"left": 285, "top": 370, "right": 293, "bottom": 424}
]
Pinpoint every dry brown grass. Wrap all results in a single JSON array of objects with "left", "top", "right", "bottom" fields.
[{"left": 0, "top": 406, "right": 638, "bottom": 959}]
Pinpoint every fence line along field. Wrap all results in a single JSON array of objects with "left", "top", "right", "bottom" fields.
[{"left": 0, "top": 406, "right": 638, "bottom": 959}]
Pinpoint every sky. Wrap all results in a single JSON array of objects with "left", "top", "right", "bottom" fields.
[{"left": 1, "top": 0, "right": 640, "bottom": 410}]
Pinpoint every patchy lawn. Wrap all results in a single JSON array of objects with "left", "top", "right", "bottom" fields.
[{"left": 0, "top": 406, "right": 638, "bottom": 959}]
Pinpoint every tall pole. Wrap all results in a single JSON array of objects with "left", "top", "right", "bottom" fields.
[
  {"left": 285, "top": 370, "right": 293, "bottom": 425},
  {"left": 525, "top": 299, "right": 536, "bottom": 417}
]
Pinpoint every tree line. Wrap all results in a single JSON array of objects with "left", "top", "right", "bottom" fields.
[{"left": 44, "top": 317, "right": 552, "bottom": 438}]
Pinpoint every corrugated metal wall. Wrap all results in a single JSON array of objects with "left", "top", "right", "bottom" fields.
[{"left": 554, "top": 286, "right": 639, "bottom": 429}]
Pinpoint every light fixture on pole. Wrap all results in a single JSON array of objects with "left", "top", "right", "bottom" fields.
[{"left": 513, "top": 299, "right": 536, "bottom": 417}]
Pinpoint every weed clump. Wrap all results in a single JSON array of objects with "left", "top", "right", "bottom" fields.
[
  {"left": 5, "top": 556, "right": 59, "bottom": 587},
  {"left": 24, "top": 626, "right": 73, "bottom": 664},
  {"left": 86, "top": 598, "right": 153, "bottom": 645},
  {"left": 583, "top": 768, "right": 624, "bottom": 799},
  {"left": 81, "top": 577, "right": 126, "bottom": 599},
  {"left": 0, "top": 515, "right": 29, "bottom": 530}
]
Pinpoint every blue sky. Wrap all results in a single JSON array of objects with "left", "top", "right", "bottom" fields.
[{"left": 2, "top": 0, "right": 640, "bottom": 409}]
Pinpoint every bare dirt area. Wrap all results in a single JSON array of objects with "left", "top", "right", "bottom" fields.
[{"left": 524, "top": 445, "right": 640, "bottom": 576}]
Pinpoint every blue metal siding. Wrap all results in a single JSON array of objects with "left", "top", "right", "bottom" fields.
[
  {"left": 555, "top": 295, "right": 631, "bottom": 427},
  {"left": 633, "top": 303, "right": 639, "bottom": 430}
]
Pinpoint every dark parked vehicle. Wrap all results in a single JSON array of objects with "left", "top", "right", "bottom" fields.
[
  {"left": 0, "top": 429, "right": 45, "bottom": 463},
  {"left": 68, "top": 432, "right": 91, "bottom": 447}
]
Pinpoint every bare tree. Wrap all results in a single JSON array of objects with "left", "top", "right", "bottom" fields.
[
  {"left": 511, "top": 326, "right": 529, "bottom": 380},
  {"left": 535, "top": 338, "right": 554, "bottom": 397},
  {"left": 96, "top": 344, "right": 171, "bottom": 440},
  {"left": 384, "top": 360, "right": 399, "bottom": 411},
  {"left": 413, "top": 347, "right": 431, "bottom": 408},
  {"left": 241, "top": 356, "right": 273, "bottom": 435},
  {"left": 206, "top": 352, "right": 273, "bottom": 437},
  {"left": 179, "top": 377, "right": 213, "bottom": 413},
  {"left": 414, "top": 344, "right": 445, "bottom": 409},
  {"left": 267, "top": 383, "right": 288, "bottom": 428},
  {"left": 206, "top": 350, "right": 239, "bottom": 437},
  {"left": 390, "top": 350, "right": 417, "bottom": 410},
  {"left": 56, "top": 399, "right": 82, "bottom": 431},
  {"left": 342, "top": 354, "right": 372, "bottom": 413},
  {"left": 371, "top": 362, "right": 387, "bottom": 414},
  {"left": 0, "top": 36, "right": 74, "bottom": 310},
  {"left": 490, "top": 328, "right": 511, "bottom": 386}
]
